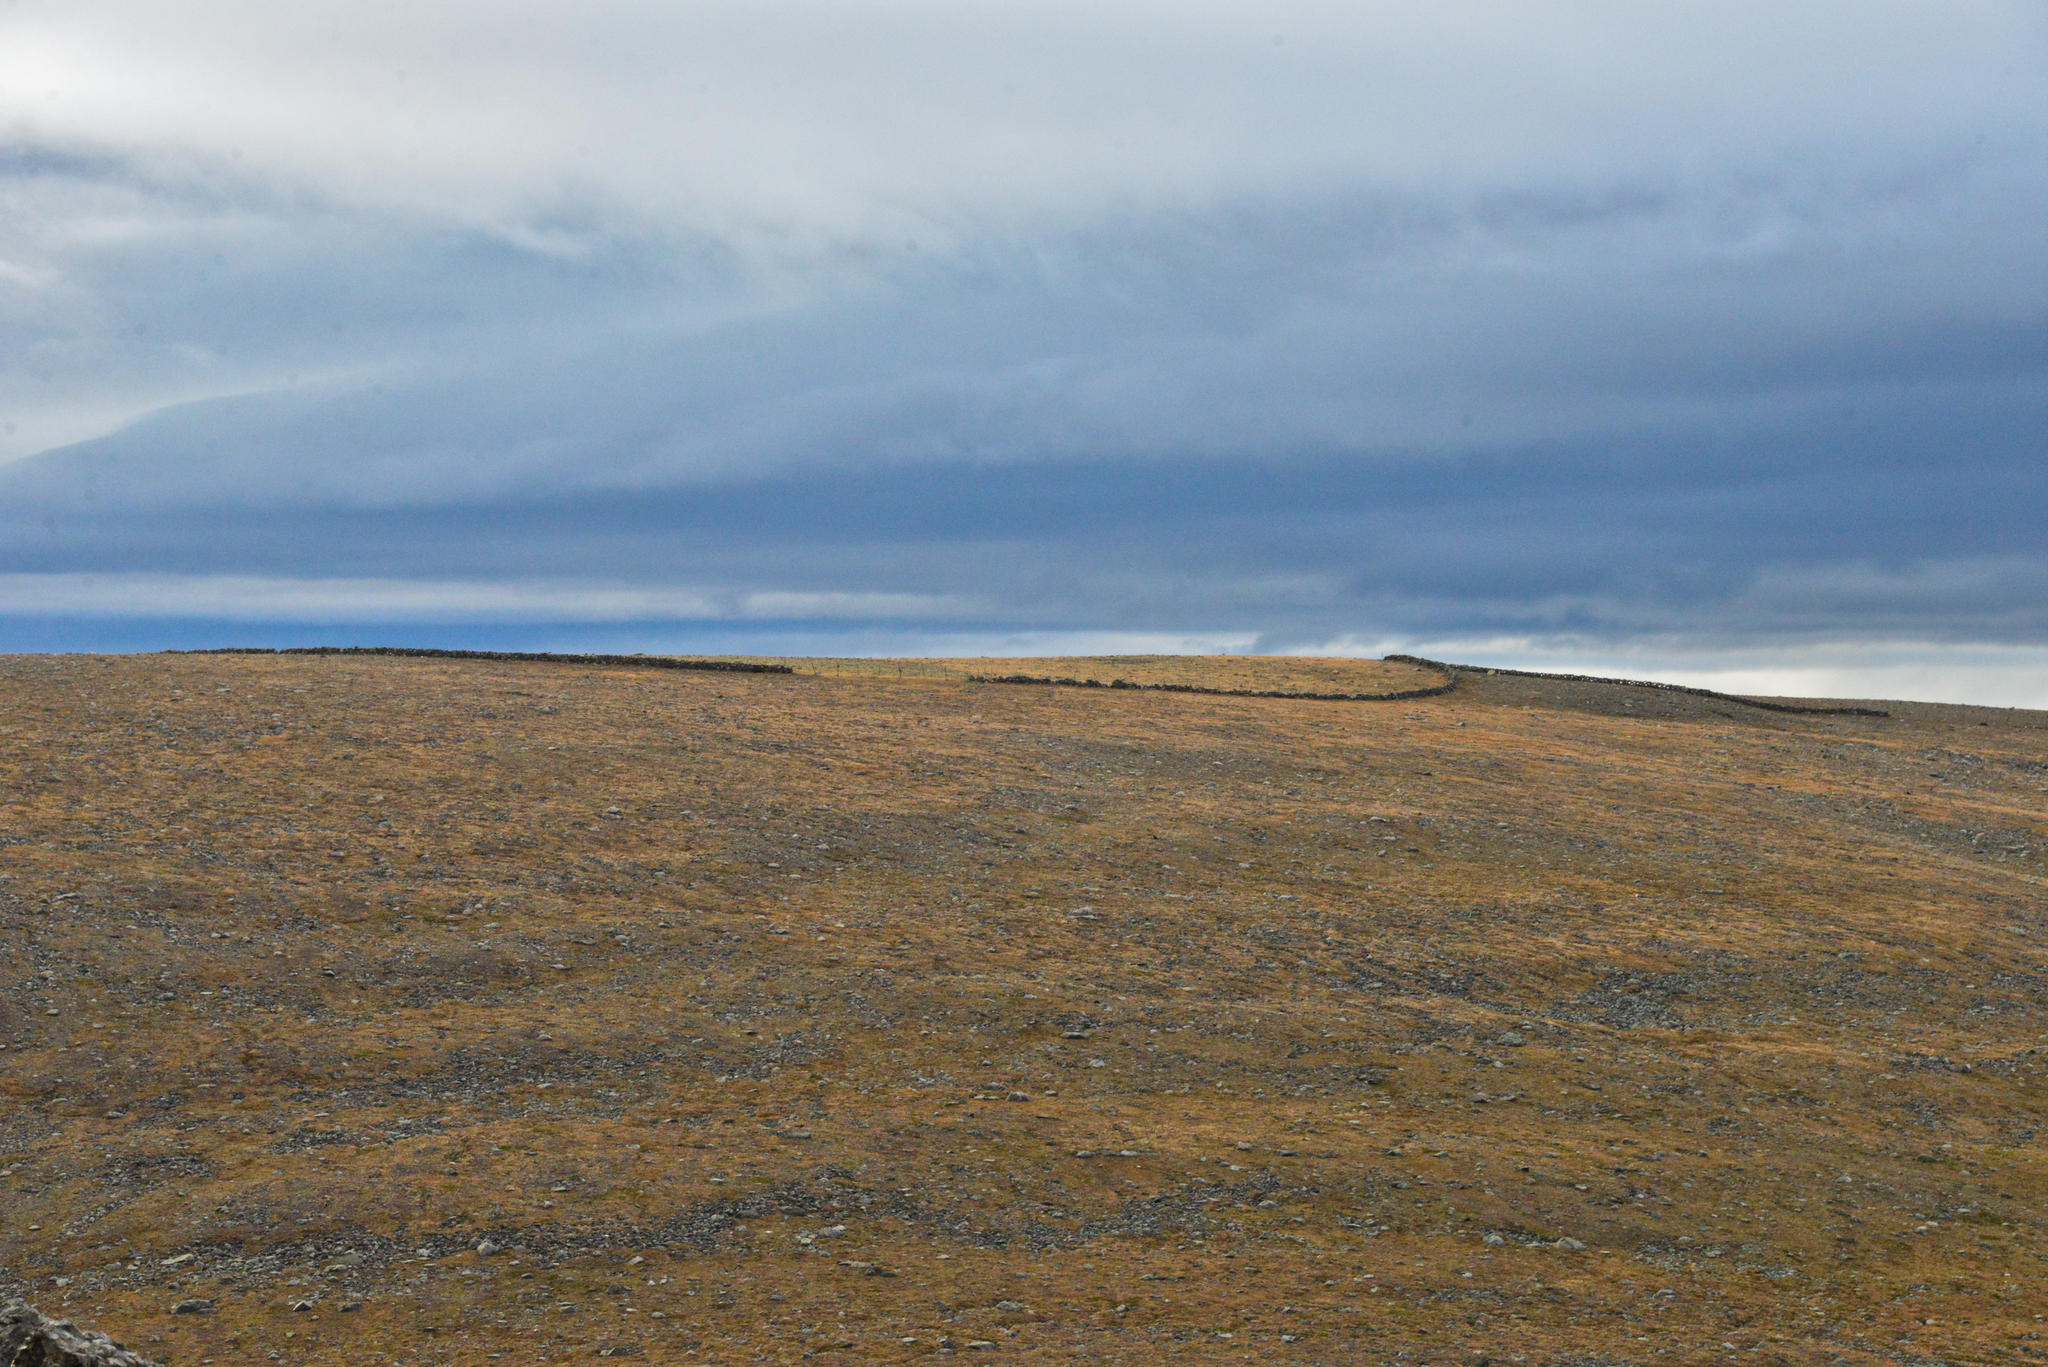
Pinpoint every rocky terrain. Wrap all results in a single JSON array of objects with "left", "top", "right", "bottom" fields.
[
  {"left": 2, "top": 651, "right": 2044, "bottom": 1364},
  {"left": 3, "top": 1298, "right": 161, "bottom": 1365}
]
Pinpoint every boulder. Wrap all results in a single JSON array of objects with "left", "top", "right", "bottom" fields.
[{"left": 1, "top": 1302, "right": 160, "bottom": 1367}]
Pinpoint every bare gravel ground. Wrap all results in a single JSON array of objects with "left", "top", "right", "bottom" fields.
[{"left": 2, "top": 652, "right": 2045, "bottom": 1365}]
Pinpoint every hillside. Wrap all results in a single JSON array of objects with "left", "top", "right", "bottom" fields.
[{"left": 3, "top": 651, "right": 2045, "bottom": 1364}]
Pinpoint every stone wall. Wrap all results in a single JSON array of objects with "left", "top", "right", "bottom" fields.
[
  {"left": 1385, "top": 654, "right": 1889, "bottom": 718},
  {"left": 967, "top": 663, "right": 1460, "bottom": 703},
  {"left": 171, "top": 646, "right": 792, "bottom": 675}
]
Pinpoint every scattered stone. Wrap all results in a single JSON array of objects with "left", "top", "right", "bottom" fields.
[{"left": 1, "top": 1301, "right": 161, "bottom": 1366}]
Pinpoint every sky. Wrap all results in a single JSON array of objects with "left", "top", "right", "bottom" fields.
[{"left": 3, "top": 1, "right": 2046, "bottom": 704}]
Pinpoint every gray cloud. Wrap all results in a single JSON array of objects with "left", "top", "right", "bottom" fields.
[{"left": 1, "top": 2, "right": 2046, "bottom": 699}]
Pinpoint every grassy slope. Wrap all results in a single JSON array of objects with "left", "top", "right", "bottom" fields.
[{"left": 2, "top": 653, "right": 2045, "bottom": 1365}]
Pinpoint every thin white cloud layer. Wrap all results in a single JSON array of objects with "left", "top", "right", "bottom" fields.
[
  {"left": 1300, "top": 634, "right": 2048, "bottom": 709},
  {"left": 1634, "top": 659, "right": 2048, "bottom": 711},
  {"left": 1476, "top": 644, "right": 2048, "bottom": 712},
  {"left": 6, "top": 1, "right": 2042, "bottom": 246},
  {"left": 0, "top": 573, "right": 976, "bottom": 623},
  {"left": 878, "top": 629, "right": 1263, "bottom": 659}
]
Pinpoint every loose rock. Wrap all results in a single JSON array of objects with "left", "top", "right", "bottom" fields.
[{"left": 1, "top": 1302, "right": 161, "bottom": 1366}]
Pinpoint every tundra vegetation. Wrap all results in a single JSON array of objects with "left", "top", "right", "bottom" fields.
[{"left": 1, "top": 652, "right": 2044, "bottom": 1364}]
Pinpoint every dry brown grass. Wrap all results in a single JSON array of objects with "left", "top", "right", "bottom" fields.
[{"left": 2, "top": 651, "right": 2045, "bottom": 1365}]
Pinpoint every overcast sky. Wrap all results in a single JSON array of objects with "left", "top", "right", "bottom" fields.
[{"left": 3, "top": 2, "right": 2045, "bottom": 702}]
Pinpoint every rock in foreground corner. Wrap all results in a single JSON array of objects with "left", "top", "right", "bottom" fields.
[{"left": 0, "top": 1302, "right": 160, "bottom": 1367}]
